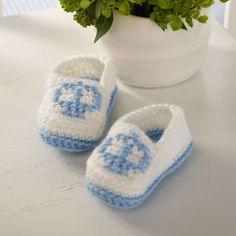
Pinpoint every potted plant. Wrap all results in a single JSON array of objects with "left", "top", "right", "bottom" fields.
[{"left": 59, "top": 0, "right": 228, "bottom": 87}]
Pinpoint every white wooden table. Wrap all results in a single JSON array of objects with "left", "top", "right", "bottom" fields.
[{"left": 0, "top": 8, "right": 236, "bottom": 236}]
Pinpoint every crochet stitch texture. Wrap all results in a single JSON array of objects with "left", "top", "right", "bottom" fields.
[
  {"left": 86, "top": 104, "right": 193, "bottom": 209},
  {"left": 98, "top": 131, "right": 152, "bottom": 176},
  {"left": 52, "top": 81, "right": 102, "bottom": 119},
  {"left": 38, "top": 55, "right": 117, "bottom": 152}
]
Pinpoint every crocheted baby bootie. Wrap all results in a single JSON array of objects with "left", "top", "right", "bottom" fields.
[
  {"left": 38, "top": 55, "right": 117, "bottom": 152},
  {"left": 86, "top": 104, "right": 193, "bottom": 209}
]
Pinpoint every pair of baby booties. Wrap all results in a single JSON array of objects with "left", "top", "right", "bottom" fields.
[{"left": 38, "top": 55, "right": 193, "bottom": 209}]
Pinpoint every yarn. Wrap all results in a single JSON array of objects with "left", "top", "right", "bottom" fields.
[
  {"left": 52, "top": 81, "right": 102, "bottom": 119},
  {"left": 98, "top": 131, "right": 152, "bottom": 176}
]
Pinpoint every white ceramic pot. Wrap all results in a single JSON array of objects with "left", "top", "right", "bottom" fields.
[{"left": 100, "top": 12, "right": 212, "bottom": 88}]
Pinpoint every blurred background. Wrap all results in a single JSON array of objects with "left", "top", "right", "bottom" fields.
[{"left": 1, "top": 0, "right": 58, "bottom": 17}]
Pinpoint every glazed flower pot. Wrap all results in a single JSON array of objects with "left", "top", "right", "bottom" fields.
[{"left": 100, "top": 12, "right": 212, "bottom": 88}]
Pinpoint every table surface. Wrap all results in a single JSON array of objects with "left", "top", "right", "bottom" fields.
[{"left": 0, "top": 8, "right": 236, "bottom": 236}]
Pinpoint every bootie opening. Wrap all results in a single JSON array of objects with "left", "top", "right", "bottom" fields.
[
  {"left": 123, "top": 105, "right": 173, "bottom": 143},
  {"left": 145, "top": 129, "right": 165, "bottom": 142},
  {"left": 53, "top": 57, "right": 105, "bottom": 81}
]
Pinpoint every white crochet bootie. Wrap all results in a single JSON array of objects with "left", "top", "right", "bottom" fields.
[
  {"left": 38, "top": 55, "right": 117, "bottom": 152},
  {"left": 86, "top": 104, "right": 193, "bottom": 209}
]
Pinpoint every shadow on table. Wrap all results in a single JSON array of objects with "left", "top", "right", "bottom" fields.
[{"left": 103, "top": 144, "right": 236, "bottom": 236}]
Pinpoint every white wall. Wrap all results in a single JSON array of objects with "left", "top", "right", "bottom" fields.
[{"left": 1, "top": 0, "right": 57, "bottom": 16}]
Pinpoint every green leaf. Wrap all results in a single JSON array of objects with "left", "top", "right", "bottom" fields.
[
  {"left": 129, "top": 0, "right": 143, "bottom": 5},
  {"left": 186, "top": 17, "right": 193, "bottom": 27},
  {"left": 59, "top": 0, "right": 81, "bottom": 12},
  {"left": 181, "top": 21, "right": 187, "bottom": 30},
  {"left": 102, "top": 6, "right": 112, "bottom": 17},
  {"left": 198, "top": 15, "right": 208, "bottom": 23},
  {"left": 118, "top": 2, "right": 131, "bottom": 15},
  {"left": 148, "top": 0, "right": 158, "bottom": 5},
  {"left": 157, "top": 0, "right": 173, "bottom": 9},
  {"left": 87, "top": 1, "right": 96, "bottom": 18},
  {"left": 94, "top": 12, "right": 113, "bottom": 43},
  {"left": 74, "top": 10, "right": 95, "bottom": 27},
  {"left": 149, "top": 12, "right": 156, "bottom": 21},
  {"left": 167, "top": 15, "right": 182, "bottom": 31},
  {"left": 199, "top": 0, "right": 214, "bottom": 7},
  {"left": 80, "top": 0, "right": 92, "bottom": 9}
]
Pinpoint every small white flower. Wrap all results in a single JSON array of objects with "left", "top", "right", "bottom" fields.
[
  {"left": 105, "top": 139, "right": 123, "bottom": 156},
  {"left": 80, "top": 89, "right": 94, "bottom": 104},
  {"left": 126, "top": 147, "right": 144, "bottom": 165},
  {"left": 59, "top": 88, "right": 74, "bottom": 101}
]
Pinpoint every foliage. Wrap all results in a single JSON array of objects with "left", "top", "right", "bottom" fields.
[{"left": 59, "top": 0, "right": 229, "bottom": 42}]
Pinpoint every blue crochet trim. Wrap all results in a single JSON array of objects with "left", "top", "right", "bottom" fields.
[
  {"left": 86, "top": 141, "right": 193, "bottom": 209},
  {"left": 107, "top": 88, "right": 117, "bottom": 118},
  {"left": 39, "top": 88, "right": 117, "bottom": 152},
  {"left": 98, "top": 132, "right": 151, "bottom": 176},
  {"left": 53, "top": 81, "right": 102, "bottom": 119},
  {"left": 39, "top": 131, "right": 100, "bottom": 152}
]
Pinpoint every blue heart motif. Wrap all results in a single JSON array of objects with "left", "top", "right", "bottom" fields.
[
  {"left": 52, "top": 82, "right": 102, "bottom": 119},
  {"left": 98, "top": 132, "right": 151, "bottom": 176}
]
